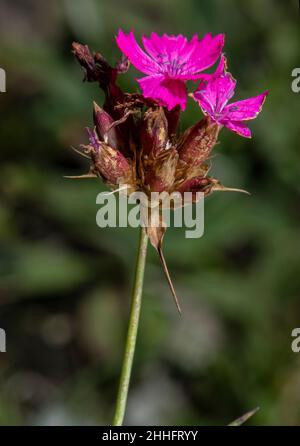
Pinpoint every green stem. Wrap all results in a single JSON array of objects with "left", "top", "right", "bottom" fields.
[{"left": 113, "top": 227, "right": 148, "bottom": 426}]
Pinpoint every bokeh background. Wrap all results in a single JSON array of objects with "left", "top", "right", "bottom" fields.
[{"left": 0, "top": 0, "right": 299, "bottom": 426}]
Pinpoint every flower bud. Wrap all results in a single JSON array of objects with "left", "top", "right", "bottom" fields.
[
  {"left": 84, "top": 128, "right": 132, "bottom": 186},
  {"left": 93, "top": 102, "right": 122, "bottom": 150},
  {"left": 177, "top": 117, "right": 219, "bottom": 166},
  {"left": 144, "top": 149, "right": 178, "bottom": 193},
  {"left": 140, "top": 107, "right": 168, "bottom": 157},
  {"left": 91, "top": 143, "right": 132, "bottom": 186}
]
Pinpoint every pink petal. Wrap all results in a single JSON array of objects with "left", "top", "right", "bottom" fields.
[
  {"left": 193, "top": 72, "right": 236, "bottom": 117},
  {"left": 138, "top": 75, "right": 187, "bottom": 110},
  {"left": 182, "top": 33, "right": 225, "bottom": 74},
  {"left": 223, "top": 91, "right": 269, "bottom": 121},
  {"left": 221, "top": 120, "right": 252, "bottom": 138},
  {"left": 141, "top": 33, "right": 193, "bottom": 78},
  {"left": 141, "top": 32, "right": 224, "bottom": 78},
  {"left": 215, "top": 54, "right": 227, "bottom": 75},
  {"left": 180, "top": 53, "right": 227, "bottom": 82},
  {"left": 142, "top": 33, "right": 188, "bottom": 60},
  {"left": 194, "top": 54, "right": 227, "bottom": 81},
  {"left": 192, "top": 86, "right": 215, "bottom": 116},
  {"left": 115, "top": 29, "right": 159, "bottom": 75},
  {"left": 215, "top": 73, "right": 236, "bottom": 111}
]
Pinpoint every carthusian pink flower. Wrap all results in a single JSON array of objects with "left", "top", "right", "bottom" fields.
[
  {"left": 192, "top": 66, "right": 268, "bottom": 138},
  {"left": 115, "top": 30, "right": 225, "bottom": 111},
  {"left": 71, "top": 35, "right": 269, "bottom": 313}
]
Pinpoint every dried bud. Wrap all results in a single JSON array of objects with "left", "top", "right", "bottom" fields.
[
  {"left": 93, "top": 102, "right": 123, "bottom": 150},
  {"left": 91, "top": 143, "right": 132, "bottom": 186},
  {"left": 144, "top": 149, "right": 178, "bottom": 193},
  {"left": 83, "top": 128, "right": 132, "bottom": 186},
  {"left": 140, "top": 107, "right": 168, "bottom": 157},
  {"left": 177, "top": 117, "right": 219, "bottom": 166}
]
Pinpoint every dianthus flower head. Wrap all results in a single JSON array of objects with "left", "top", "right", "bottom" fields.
[
  {"left": 70, "top": 34, "right": 268, "bottom": 313},
  {"left": 115, "top": 30, "right": 224, "bottom": 111}
]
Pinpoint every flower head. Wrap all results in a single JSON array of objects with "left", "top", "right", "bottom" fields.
[
  {"left": 116, "top": 30, "right": 224, "bottom": 111},
  {"left": 192, "top": 66, "right": 268, "bottom": 138},
  {"left": 70, "top": 34, "right": 269, "bottom": 313}
]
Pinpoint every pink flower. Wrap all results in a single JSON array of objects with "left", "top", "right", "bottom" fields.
[
  {"left": 192, "top": 69, "right": 269, "bottom": 138},
  {"left": 115, "top": 30, "right": 225, "bottom": 111}
]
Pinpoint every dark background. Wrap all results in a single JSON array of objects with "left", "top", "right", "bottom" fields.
[{"left": 0, "top": 0, "right": 299, "bottom": 426}]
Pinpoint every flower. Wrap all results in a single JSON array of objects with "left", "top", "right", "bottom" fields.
[
  {"left": 192, "top": 67, "right": 269, "bottom": 138},
  {"left": 71, "top": 36, "right": 269, "bottom": 313},
  {"left": 115, "top": 30, "right": 225, "bottom": 111}
]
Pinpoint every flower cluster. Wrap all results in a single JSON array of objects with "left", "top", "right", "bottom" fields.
[{"left": 71, "top": 31, "right": 268, "bottom": 312}]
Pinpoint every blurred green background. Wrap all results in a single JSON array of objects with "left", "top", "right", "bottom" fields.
[{"left": 0, "top": 0, "right": 299, "bottom": 426}]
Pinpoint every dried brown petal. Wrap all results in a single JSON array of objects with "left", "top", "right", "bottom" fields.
[
  {"left": 72, "top": 42, "right": 112, "bottom": 85},
  {"left": 72, "top": 42, "right": 124, "bottom": 117}
]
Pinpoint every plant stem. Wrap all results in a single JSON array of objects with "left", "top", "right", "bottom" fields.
[{"left": 113, "top": 227, "right": 148, "bottom": 426}]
